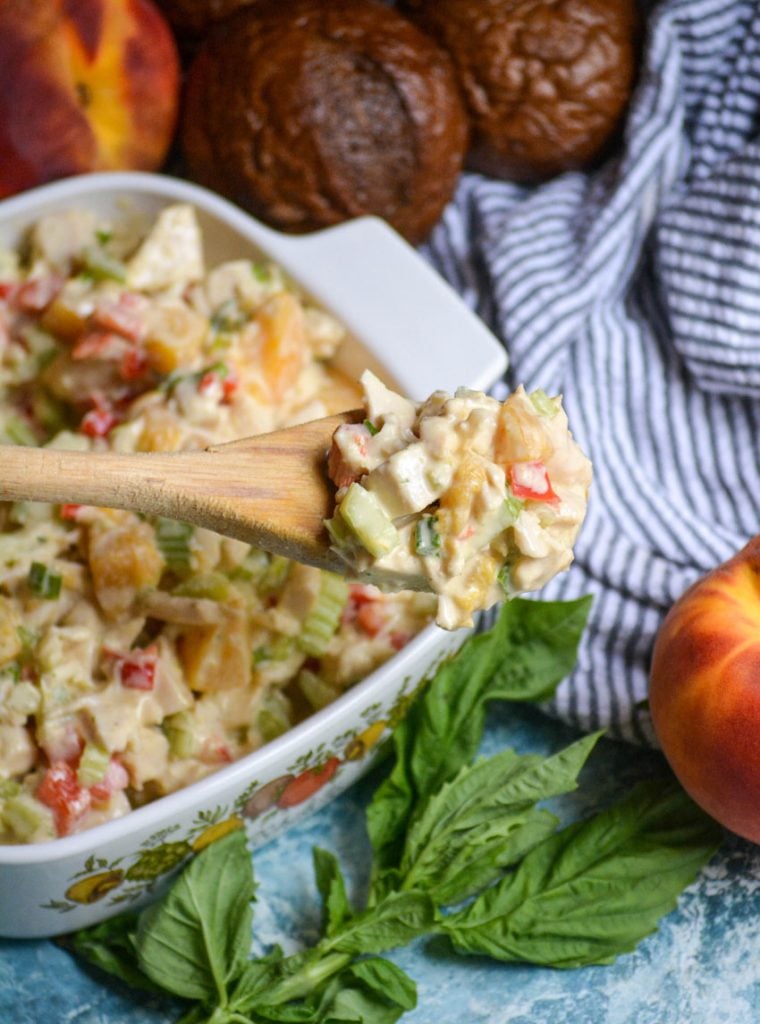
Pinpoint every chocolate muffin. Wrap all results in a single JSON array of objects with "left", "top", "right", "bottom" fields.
[
  {"left": 402, "top": 0, "right": 637, "bottom": 182},
  {"left": 181, "top": 0, "right": 469, "bottom": 244}
]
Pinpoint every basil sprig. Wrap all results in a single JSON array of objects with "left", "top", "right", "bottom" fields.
[{"left": 69, "top": 597, "right": 723, "bottom": 1023}]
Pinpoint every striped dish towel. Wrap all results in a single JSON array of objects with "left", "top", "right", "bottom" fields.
[{"left": 423, "top": 0, "right": 760, "bottom": 744}]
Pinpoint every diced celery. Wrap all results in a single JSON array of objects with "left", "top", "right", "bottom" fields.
[
  {"left": 2, "top": 793, "right": 56, "bottom": 842},
  {"left": 174, "top": 572, "right": 231, "bottom": 602},
  {"left": 231, "top": 547, "right": 270, "bottom": 583},
  {"left": 529, "top": 388, "right": 560, "bottom": 418},
  {"left": 3, "top": 415, "right": 39, "bottom": 447},
  {"left": 257, "top": 689, "right": 291, "bottom": 742},
  {"left": 80, "top": 244, "right": 127, "bottom": 283},
  {"left": 0, "top": 779, "right": 20, "bottom": 800},
  {"left": 77, "top": 742, "right": 111, "bottom": 786},
  {"left": 324, "top": 511, "right": 361, "bottom": 555},
  {"left": 338, "top": 484, "right": 399, "bottom": 558},
  {"left": 414, "top": 515, "right": 441, "bottom": 557},
  {"left": 163, "top": 711, "right": 200, "bottom": 759},
  {"left": 298, "top": 669, "right": 339, "bottom": 712},
  {"left": 260, "top": 555, "right": 292, "bottom": 596},
  {"left": 155, "top": 518, "right": 194, "bottom": 573},
  {"left": 232, "top": 548, "right": 290, "bottom": 595},
  {"left": 9, "top": 501, "right": 52, "bottom": 527},
  {"left": 6, "top": 681, "right": 40, "bottom": 717},
  {"left": 253, "top": 635, "right": 295, "bottom": 664},
  {"left": 298, "top": 572, "right": 349, "bottom": 657}
]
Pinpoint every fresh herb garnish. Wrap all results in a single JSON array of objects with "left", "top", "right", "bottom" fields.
[{"left": 69, "top": 598, "right": 723, "bottom": 1022}]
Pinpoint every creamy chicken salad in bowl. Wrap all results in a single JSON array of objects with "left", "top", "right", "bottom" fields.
[{"left": 0, "top": 172, "right": 508, "bottom": 938}]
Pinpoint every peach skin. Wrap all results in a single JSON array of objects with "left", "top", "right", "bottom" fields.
[
  {"left": 649, "top": 536, "right": 760, "bottom": 844},
  {"left": 0, "top": 0, "right": 179, "bottom": 198}
]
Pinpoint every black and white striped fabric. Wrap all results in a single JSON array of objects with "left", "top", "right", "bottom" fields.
[{"left": 423, "top": 0, "right": 760, "bottom": 745}]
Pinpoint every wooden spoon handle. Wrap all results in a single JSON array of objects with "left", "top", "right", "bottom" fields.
[{"left": 0, "top": 410, "right": 361, "bottom": 571}]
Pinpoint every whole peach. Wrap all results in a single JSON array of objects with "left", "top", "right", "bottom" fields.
[
  {"left": 0, "top": 0, "right": 180, "bottom": 199},
  {"left": 649, "top": 536, "right": 760, "bottom": 844}
]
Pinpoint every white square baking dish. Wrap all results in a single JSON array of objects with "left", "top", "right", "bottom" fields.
[{"left": 0, "top": 171, "right": 507, "bottom": 939}]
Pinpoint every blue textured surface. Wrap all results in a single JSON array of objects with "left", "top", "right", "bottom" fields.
[{"left": 1, "top": 703, "right": 758, "bottom": 1024}]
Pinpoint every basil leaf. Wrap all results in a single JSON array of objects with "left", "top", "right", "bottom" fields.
[
  {"left": 313, "top": 848, "right": 351, "bottom": 937},
  {"left": 230, "top": 951, "right": 286, "bottom": 1014},
  {"left": 343, "top": 959, "right": 416, "bottom": 1012},
  {"left": 326, "top": 891, "right": 436, "bottom": 955},
  {"left": 69, "top": 912, "right": 160, "bottom": 993},
  {"left": 443, "top": 777, "right": 723, "bottom": 968},
  {"left": 401, "top": 733, "right": 602, "bottom": 903},
  {"left": 136, "top": 830, "right": 255, "bottom": 1001},
  {"left": 488, "top": 595, "right": 593, "bottom": 703},
  {"left": 367, "top": 597, "right": 592, "bottom": 883},
  {"left": 317, "top": 959, "right": 416, "bottom": 1024}
]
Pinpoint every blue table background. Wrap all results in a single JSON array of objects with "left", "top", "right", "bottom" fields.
[{"left": 2, "top": 702, "right": 758, "bottom": 1024}]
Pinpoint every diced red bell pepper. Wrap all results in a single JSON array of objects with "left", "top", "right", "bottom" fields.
[
  {"left": 119, "top": 347, "right": 149, "bottom": 382},
  {"left": 117, "top": 644, "right": 158, "bottom": 690},
  {"left": 0, "top": 281, "right": 17, "bottom": 301},
  {"left": 80, "top": 393, "right": 118, "bottom": 437},
  {"left": 198, "top": 367, "right": 238, "bottom": 403},
  {"left": 508, "top": 461, "right": 559, "bottom": 503},
  {"left": 60, "top": 503, "right": 83, "bottom": 521},
  {"left": 37, "top": 761, "right": 91, "bottom": 836},
  {"left": 356, "top": 601, "right": 386, "bottom": 638}
]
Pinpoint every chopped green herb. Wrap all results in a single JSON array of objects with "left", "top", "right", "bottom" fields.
[
  {"left": 27, "top": 561, "right": 62, "bottom": 599},
  {"left": 363, "top": 418, "right": 379, "bottom": 436},
  {"left": 414, "top": 515, "right": 441, "bottom": 556},
  {"left": 95, "top": 228, "right": 113, "bottom": 246},
  {"left": 210, "top": 299, "right": 247, "bottom": 333},
  {"left": 251, "top": 260, "right": 271, "bottom": 282}
]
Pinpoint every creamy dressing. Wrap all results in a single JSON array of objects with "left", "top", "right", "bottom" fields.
[
  {"left": 327, "top": 372, "right": 592, "bottom": 629},
  {"left": 0, "top": 206, "right": 435, "bottom": 844}
]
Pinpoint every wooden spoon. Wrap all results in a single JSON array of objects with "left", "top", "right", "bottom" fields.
[{"left": 0, "top": 411, "right": 365, "bottom": 576}]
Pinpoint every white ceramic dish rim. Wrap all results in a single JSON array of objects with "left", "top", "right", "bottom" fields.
[{"left": 0, "top": 171, "right": 508, "bottom": 866}]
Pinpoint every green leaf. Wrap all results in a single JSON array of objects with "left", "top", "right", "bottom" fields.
[
  {"left": 400, "top": 733, "right": 602, "bottom": 903},
  {"left": 366, "top": 597, "right": 592, "bottom": 887},
  {"left": 313, "top": 959, "right": 416, "bottom": 1024},
  {"left": 487, "top": 595, "right": 593, "bottom": 703},
  {"left": 313, "top": 848, "right": 351, "bottom": 937},
  {"left": 230, "top": 951, "right": 286, "bottom": 1014},
  {"left": 343, "top": 959, "right": 416, "bottom": 1012},
  {"left": 442, "top": 776, "right": 724, "bottom": 968},
  {"left": 69, "top": 912, "right": 160, "bottom": 993},
  {"left": 136, "top": 830, "right": 255, "bottom": 1002},
  {"left": 325, "top": 891, "right": 436, "bottom": 956}
]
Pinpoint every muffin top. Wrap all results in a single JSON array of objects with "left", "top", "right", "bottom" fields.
[{"left": 181, "top": 0, "right": 469, "bottom": 244}]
